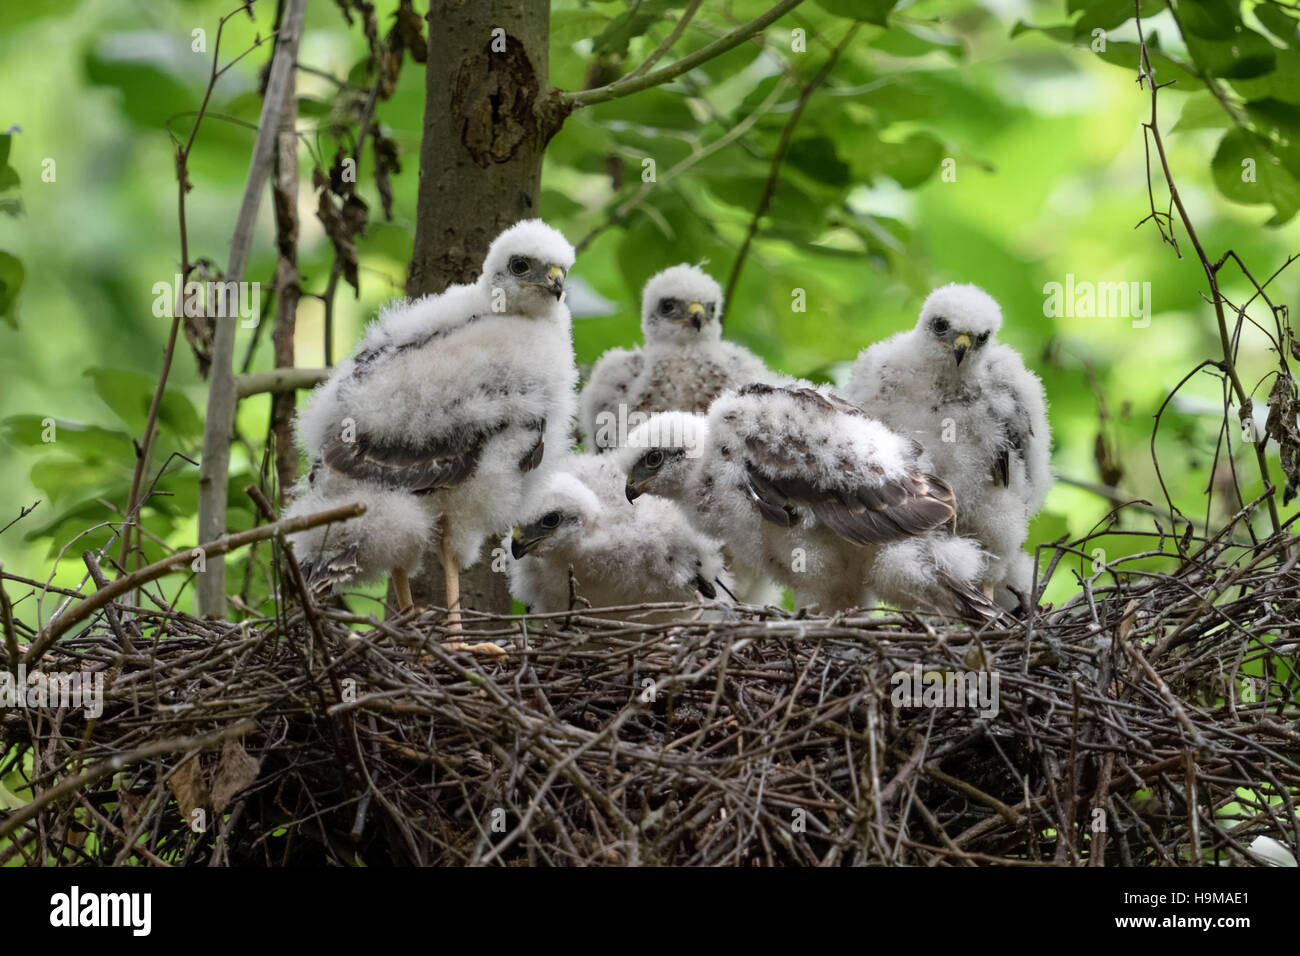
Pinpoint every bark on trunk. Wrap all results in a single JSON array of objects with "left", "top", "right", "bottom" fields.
[{"left": 402, "top": 0, "right": 567, "bottom": 614}]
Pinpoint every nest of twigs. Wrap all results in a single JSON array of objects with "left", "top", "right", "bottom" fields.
[{"left": 2, "top": 519, "right": 1299, "bottom": 867}]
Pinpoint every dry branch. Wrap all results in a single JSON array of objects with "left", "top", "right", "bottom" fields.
[
  {"left": 197, "top": 0, "right": 308, "bottom": 618},
  {"left": 25, "top": 501, "right": 364, "bottom": 665}
]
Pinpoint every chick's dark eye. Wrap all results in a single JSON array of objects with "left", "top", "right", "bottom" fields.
[
  {"left": 931, "top": 316, "right": 949, "bottom": 335},
  {"left": 644, "top": 449, "right": 665, "bottom": 469},
  {"left": 658, "top": 298, "right": 674, "bottom": 315},
  {"left": 508, "top": 256, "right": 530, "bottom": 277},
  {"left": 540, "top": 512, "right": 561, "bottom": 529},
  {"left": 977, "top": 332, "right": 990, "bottom": 345}
]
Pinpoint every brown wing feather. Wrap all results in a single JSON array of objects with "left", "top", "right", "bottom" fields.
[
  {"left": 737, "top": 382, "right": 866, "bottom": 420},
  {"left": 321, "top": 424, "right": 505, "bottom": 493},
  {"left": 742, "top": 434, "right": 958, "bottom": 545}
]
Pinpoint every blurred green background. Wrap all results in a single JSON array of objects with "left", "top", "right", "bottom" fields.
[{"left": 1, "top": 0, "right": 1297, "bottom": 623}]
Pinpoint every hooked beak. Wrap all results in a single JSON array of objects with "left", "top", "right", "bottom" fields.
[
  {"left": 625, "top": 480, "right": 644, "bottom": 503},
  {"left": 546, "top": 265, "right": 565, "bottom": 300},
  {"left": 953, "top": 333, "right": 971, "bottom": 366},
  {"left": 687, "top": 301, "right": 705, "bottom": 331},
  {"left": 510, "top": 526, "right": 539, "bottom": 559}
]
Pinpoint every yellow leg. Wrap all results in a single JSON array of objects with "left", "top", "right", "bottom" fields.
[
  {"left": 439, "top": 516, "right": 462, "bottom": 635},
  {"left": 393, "top": 566, "right": 413, "bottom": 613}
]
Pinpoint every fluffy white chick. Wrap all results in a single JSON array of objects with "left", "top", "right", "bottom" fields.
[
  {"left": 579, "top": 264, "right": 773, "bottom": 453},
  {"left": 288, "top": 219, "right": 579, "bottom": 622},
  {"left": 846, "top": 284, "right": 1051, "bottom": 610},
  {"left": 506, "top": 457, "right": 729, "bottom": 620},
  {"left": 617, "top": 383, "right": 1000, "bottom": 620},
  {"left": 283, "top": 479, "right": 429, "bottom": 594}
]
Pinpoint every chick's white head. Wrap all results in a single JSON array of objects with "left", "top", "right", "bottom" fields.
[
  {"left": 510, "top": 472, "right": 601, "bottom": 559},
  {"left": 916, "top": 283, "right": 1003, "bottom": 370},
  {"left": 619, "top": 411, "right": 710, "bottom": 503},
  {"left": 481, "top": 219, "right": 577, "bottom": 317},
  {"left": 641, "top": 264, "right": 724, "bottom": 344}
]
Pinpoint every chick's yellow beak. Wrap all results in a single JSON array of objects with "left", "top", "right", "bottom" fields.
[
  {"left": 687, "top": 301, "right": 705, "bottom": 330},
  {"left": 953, "top": 333, "right": 971, "bottom": 365},
  {"left": 546, "top": 265, "right": 566, "bottom": 300}
]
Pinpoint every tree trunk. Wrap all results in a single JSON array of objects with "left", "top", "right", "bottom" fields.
[{"left": 402, "top": 0, "right": 567, "bottom": 614}]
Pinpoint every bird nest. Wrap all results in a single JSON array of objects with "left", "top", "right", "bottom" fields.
[{"left": 2, "top": 519, "right": 1299, "bottom": 867}]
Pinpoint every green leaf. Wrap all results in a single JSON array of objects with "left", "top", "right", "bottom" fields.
[
  {"left": 591, "top": 0, "right": 675, "bottom": 58},
  {"left": 23, "top": 496, "right": 123, "bottom": 551},
  {"left": 1227, "top": 48, "right": 1300, "bottom": 104},
  {"left": 0, "top": 250, "right": 23, "bottom": 328},
  {"left": 0, "top": 416, "right": 135, "bottom": 462},
  {"left": 588, "top": 87, "right": 697, "bottom": 129},
  {"left": 1211, "top": 126, "right": 1300, "bottom": 224},
  {"left": 550, "top": 9, "right": 614, "bottom": 48},
  {"left": 540, "top": 187, "right": 584, "bottom": 219},
  {"left": 83, "top": 32, "right": 207, "bottom": 129},
  {"left": 1092, "top": 40, "right": 1198, "bottom": 86},
  {"left": 1171, "top": 92, "right": 1232, "bottom": 131},
  {"left": 869, "top": 23, "right": 964, "bottom": 58},
  {"left": 83, "top": 367, "right": 203, "bottom": 441},
  {"left": 787, "top": 136, "right": 851, "bottom": 188},
  {"left": 1184, "top": 28, "right": 1276, "bottom": 80},
  {"left": 875, "top": 131, "right": 945, "bottom": 187},
  {"left": 1071, "top": 0, "right": 1165, "bottom": 39},
  {"left": 1244, "top": 97, "right": 1300, "bottom": 131},
  {"left": 1010, "top": 21, "right": 1075, "bottom": 43},
  {"left": 815, "top": 0, "right": 898, "bottom": 26},
  {"left": 1176, "top": 0, "right": 1239, "bottom": 40},
  {"left": 1254, "top": 4, "right": 1299, "bottom": 46},
  {"left": 1028, "top": 510, "right": 1072, "bottom": 549}
]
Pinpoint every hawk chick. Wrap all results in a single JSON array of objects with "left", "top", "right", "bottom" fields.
[
  {"left": 617, "top": 383, "right": 999, "bottom": 620},
  {"left": 846, "top": 284, "right": 1051, "bottom": 610},
  {"left": 506, "top": 454, "right": 729, "bottom": 620},
  {"left": 286, "top": 219, "right": 579, "bottom": 621},
  {"left": 579, "top": 264, "right": 773, "bottom": 452}
]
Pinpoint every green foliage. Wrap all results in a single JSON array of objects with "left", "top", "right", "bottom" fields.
[
  {"left": 1021, "top": 0, "right": 1300, "bottom": 223},
  {"left": 0, "top": 0, "right": 1298, "bottom": 621}
]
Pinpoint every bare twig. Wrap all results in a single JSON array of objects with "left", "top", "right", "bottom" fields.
[
  {"left": 27, "top": 500, "right": 364, "bottom": 664},
  {"left": 563, "top": 0, "right": 807, "bottom": 108},
  {"left": 197, "top": 0, "right": 309, "bottom": 617}
]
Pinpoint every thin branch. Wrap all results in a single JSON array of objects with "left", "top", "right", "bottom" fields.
[
  {"left": 0, "top": 720, "right": 258, "bottom": 843},
  {"left": 0, "top": 564, "right": 17, "bottom": 673},
  {"left": 122, "top": 3, "right": 262, "bottom": 577},
  {"left": 562, "top": 0, "right": 807, "bottom": 109},
  {"left": 1135, "top": 4, "right": 1282, "bottom": 536},
  {"left": 575, "top": 75, "right": 793, "bottom": 252},
  {"left": 197, "top": 0, "right": 309, "bottom": 617},
  {"left": 724, "top": 22, "right": 860, "bottom": 309},
  {"left": 623, "top": 0, "right": 705, "bottom": 81},
  {"left": 26, "top": 501, "right": 365, "bottom": 666},
  {"left": 0, "top": 500, "right": 39, "bottom": 538},
  {"left": 235, "top": 366, "right": 329, "bottom": 398}
]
